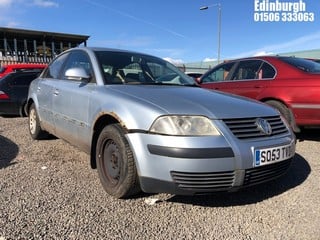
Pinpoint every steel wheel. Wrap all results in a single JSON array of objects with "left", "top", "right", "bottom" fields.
[
  {"left": 96, "top": 124, "right": 140, "bottom": 198},
  {"left": 102, "top": 139, "right": 122, "bottom": 186}
]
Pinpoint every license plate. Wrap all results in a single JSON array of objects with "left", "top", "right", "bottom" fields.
[{"left": 254, "top": 142, "right": 295, "bottom": 167}]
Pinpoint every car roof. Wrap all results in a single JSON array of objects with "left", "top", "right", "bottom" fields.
[
  {"left": 79, "top": 46, "right": 139, "bottom": 52},
  {"left": 66, "top": 47, "right": 157, "bottom": 58},
  {"left": 220, "top": 55, "right": 310, "bottom": 63}
]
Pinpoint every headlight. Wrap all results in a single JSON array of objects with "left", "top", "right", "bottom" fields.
[{"left": 149, "top": 115, "right": 220, "bottom": 136}]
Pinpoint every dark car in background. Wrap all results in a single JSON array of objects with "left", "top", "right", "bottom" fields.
[
  {"left": 0, "top": 70, "right": 42, "bottom": 117},
  {"left": 198, "top": 56, "right": 320, "bottom": 132},
  {"left": 0, "top": 63, "right": 46, "bottom": 78}
]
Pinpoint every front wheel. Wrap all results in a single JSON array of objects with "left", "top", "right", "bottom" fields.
[{"left": 96, "top": 124, "right": 140, "bottom": 199}]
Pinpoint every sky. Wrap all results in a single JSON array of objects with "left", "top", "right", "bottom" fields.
[{"left": 0, "top": 0, "right": 320, "bottom": 64}]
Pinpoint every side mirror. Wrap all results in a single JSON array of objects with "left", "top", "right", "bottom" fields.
[{"left": 65, "top": 67, "right": 90, "bottom": 81}]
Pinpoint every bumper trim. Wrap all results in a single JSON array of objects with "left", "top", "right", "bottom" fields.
[{"left": 147, "top": 144, "right": 234, "bottom": 159}]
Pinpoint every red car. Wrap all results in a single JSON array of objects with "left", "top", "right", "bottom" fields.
[
  {"left": 0, "top": 63, "right": 47, "bottom": 78},
  {"left": 198, "top": 56, "right": 320, "bottom": 132}
]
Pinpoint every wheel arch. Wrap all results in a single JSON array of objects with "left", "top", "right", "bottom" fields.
[
  {"left": 90, "top": 114, "right": 128, "bottom": 169},
  {"left": 24, "top": 98, "right": 35, "bottom": 117},
  {"left": 260, "top": 97, "right": 288, "bottom": 107},
  {"left": 260, "top": 97, "right": 300, "bottom": 132}
]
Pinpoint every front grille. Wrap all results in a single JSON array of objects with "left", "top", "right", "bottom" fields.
[
  {"left": 223, "top": 116, "right": 289, "bottom": 140},
  {"left": 244, "top": 159, "right": 292, "bottom": 186},
  {"left": 171, "top": 171, "right": 235, "bottom": 191},
  {"left": 170, "top": 159, "right": 292, "bottom": 193}
]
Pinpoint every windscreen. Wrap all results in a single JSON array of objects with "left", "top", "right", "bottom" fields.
[{"left": 95, "top": 51, "right": 196, "bottom": 85}]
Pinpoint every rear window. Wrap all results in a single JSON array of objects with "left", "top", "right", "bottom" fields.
[
  {"left": 11, "top": 72, "right": 41, "bottom": 86},
  {"left": 0, "top": 67, "right": 7, "bottom": 74},
  {"left": 280, "top": 57, "right": 320, "bottom": 73}
]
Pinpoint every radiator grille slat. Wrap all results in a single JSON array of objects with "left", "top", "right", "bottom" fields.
[
  {"left": 244, "top": 159, "right": 292, "bottom": 186},
  {"left": 170, "top": 159, "right": 292, "bottom": 193},
  {"left": 171, "top": 171, "right": 235, "bottom": 191},
  {"left": 223, "top": 116, "right": 289, "bottom": 139}
]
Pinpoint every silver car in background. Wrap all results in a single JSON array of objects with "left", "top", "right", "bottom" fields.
[{"left": 26, "top": 47, "right": 296, "bottom": 199}]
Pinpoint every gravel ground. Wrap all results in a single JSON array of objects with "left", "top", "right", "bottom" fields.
[{"left": 0, "top": 117, "right": 320, "bottom": 240}]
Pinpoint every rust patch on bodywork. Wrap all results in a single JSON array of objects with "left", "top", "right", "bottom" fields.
[{"left": 95, "top": 111, "right": 128, "bottom": 131}]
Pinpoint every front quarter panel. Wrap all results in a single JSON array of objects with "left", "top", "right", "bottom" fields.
[{"left": 89, "top": 87, "right": 164, "bottom": 132}]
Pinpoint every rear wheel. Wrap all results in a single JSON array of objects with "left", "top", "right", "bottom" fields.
[
  {"left": 28, "top": 103, "right": 48, "bottom": 139},
  {"left": 265, "top": 100, "right": 298, "bottom": 131},
  {"left": 96, "top": 124, "right": 140, "bottom": 199}
]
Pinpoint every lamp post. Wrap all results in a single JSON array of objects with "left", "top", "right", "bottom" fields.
[{"left": 200, "top": 3, "right": 222, "bottom": 63}]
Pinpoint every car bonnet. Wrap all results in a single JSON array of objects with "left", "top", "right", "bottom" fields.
[{"left": 109, "top": 85, "right": 278, "bottom": 119}]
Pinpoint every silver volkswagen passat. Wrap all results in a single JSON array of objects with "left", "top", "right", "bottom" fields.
[{"left": 26, "top": 47, "right": 296, "bottom": 198}]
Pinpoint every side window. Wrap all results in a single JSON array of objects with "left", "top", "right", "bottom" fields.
[
  {"left": 11, "top": 73, "right": 40, "bottom": 86},
  {"left": 0, "top": 67, "right": 6, "bottom": 74},
  {"left": 43, "top": 52, "right": 70, "bottom": 79},
  {"left": 231, "top": 60, "right": 263, "bottom": 80},
  {"left": 257, "top": 62, "right": 276, "bottom": 79},
  {"left": 202, "top": 62, "right": 235, "bottom": 83},
  {"left": 61, "top": 51, "right": 94, "bottom": 82}
]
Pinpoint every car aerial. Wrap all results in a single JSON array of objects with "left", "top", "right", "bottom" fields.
[
  {"left": 0, "top": 63, "right": 46, "bottom": 78},
  {"left": 198, "top": 56, "right": 320, "bottom": 132},
  {"left": 0, "top": 70, "right": 42, "bottom": 117},
  {"left": 26, "top": 47, "right": 296, "bottom": 199}
]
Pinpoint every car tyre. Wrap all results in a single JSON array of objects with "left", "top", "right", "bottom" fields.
[
  {"left": 28, "top": 103, "right": 48, "bottom": 140},
  {"left": 265, "top": 100, "right": 296, "bottom": 129},
  {"left": 96, "top": 124, "right": 140, "bottom": 199}
]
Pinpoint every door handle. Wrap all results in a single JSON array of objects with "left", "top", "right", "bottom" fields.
[{"left": 53, "top": 89, "right": 59, "bottom": 96}]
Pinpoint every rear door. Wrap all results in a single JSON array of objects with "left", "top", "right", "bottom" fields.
[{"left": 226, "top": 60, "right": 274, "bottom": 99}]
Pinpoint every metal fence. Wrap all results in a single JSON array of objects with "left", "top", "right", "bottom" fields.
[{"left": 0, "top": 51, "right": 54, "bottom": 66}]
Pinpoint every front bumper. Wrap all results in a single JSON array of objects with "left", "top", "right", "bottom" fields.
[
  {"left": 139, "top": 158, "right": 293, "bottom": 195},
  {"left": 126, "top": 132, "right": 295, "bottom": 195}
]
